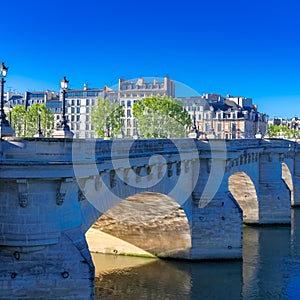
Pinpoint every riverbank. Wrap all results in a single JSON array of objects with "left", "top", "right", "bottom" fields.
[{"left": 86, "top": 228, "right": 156, "bottom": 258}]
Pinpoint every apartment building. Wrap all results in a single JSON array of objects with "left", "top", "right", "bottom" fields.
[
  {"left": 5, "top": 77, "right": 267, "bottom": 140},
  {"left": 181, "top": 94, "right": 268, "bottom": 139},
  {"left": 118, "top": 77, "right": 175, "bottom": 137}
]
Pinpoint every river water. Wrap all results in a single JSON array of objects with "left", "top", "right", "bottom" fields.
[{"left": 93, "top": 208, "right": 300, "bottom": 300}]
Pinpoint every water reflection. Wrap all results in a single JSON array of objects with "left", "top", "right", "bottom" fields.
[
  {"left": 94, "top": 254, "right": 242, "bottom": 300},
  {"left": 94, "top": 208, "right": 300, "bottom": 300}
]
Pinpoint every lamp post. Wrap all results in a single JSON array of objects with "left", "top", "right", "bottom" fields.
[
  {"left": 53, "top": 76, "right": 74, "bottom": 138},
  {"left": 0, "top": 62, "right": 14, "bottom": 137},
  {"left": 34, "top": 109, "right": 44, "bottom": 138},
  {"left": 192, "top": 102, "right": 197, "bottom": 131},
  {"left": 255, "top": 112, "right": 262, "bottom": 139},
  {"left": 60, "top": 76, "right": 69, "bottom": 130},
  {"left": 188, "top": 102, "right": 199, "bottom": 139}
]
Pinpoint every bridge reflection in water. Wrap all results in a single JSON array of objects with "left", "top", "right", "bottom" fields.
[{"left": 94, "top": 208, "right": 300, "bottom": 300}]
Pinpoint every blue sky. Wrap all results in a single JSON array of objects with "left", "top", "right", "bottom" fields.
[{"left": 2, "top": 0, "right": 300, "bottom": 118}]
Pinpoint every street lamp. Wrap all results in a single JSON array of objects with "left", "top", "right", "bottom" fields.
[
  {"left": 60, "top": 76, "right": 69, "bottom": 130},
  {"left": 188, "top": 102, "right": 199, "bottom": 139},
  {"left": 34, "top": 109, "right": 44, "bottom": 138},
  {"left": 255, "top": 112, "right": 262, "bottom": 139},
  {"left": 53, "top": 76, "right": 74, "bottom": 138},
  {"left": 0, "top": 62, "right": 14, "bottom": 137}
]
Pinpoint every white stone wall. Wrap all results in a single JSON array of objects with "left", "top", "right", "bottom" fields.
[{"left": 0, "top": 177, "right": 94, "bottom": 298}]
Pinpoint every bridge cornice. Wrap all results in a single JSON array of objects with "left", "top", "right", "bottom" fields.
[{"left": 1, "top": 138, "right": 299, "bottom": 171}]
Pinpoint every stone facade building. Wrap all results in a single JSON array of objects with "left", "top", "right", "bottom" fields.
[
  {"left": 118, "top": 77, "right": 175, "bottom": 137},
  {"left": 181, "top": 94, "right": 268, "bottom": 139},
  {"left": 5, "top": 78, "right": 267, "bottom": 139}
]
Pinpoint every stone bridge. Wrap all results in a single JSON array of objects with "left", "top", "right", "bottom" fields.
[{"left": 0, "top": 137, "right": 299, "bottom": 298}]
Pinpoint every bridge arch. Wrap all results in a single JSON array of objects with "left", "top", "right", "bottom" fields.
[
  {"left": 282, "top": 162, "right": 294, "bottom": 205},
  {"left": 228, "top": 172, "right": 259, "bottom": 224},
  {"left": 86, "top": 192, "right": 191, "bottom": 259}
]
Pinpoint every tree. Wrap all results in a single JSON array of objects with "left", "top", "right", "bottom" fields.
[
  {"left": 268, "top": 124, "right": 297, "bottom": 139},
  {"left": 132, "top": 96, "right": 192, "bottom": 138},
  {"left": 11, "top": 104, "right": 54, "bottom": 137},
  {"left": 26, "top": 104, "right": 55, "bottom": 137},
  {"left": 91, "top": 98, "right": 125, "bottom": 138},
  {"left": 11, "top": 105, "right": 27, "bottom": 137}
]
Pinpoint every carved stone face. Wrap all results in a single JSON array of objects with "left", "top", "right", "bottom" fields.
[
  {"left": 56, "top": 192, "right": 65, "bottom": 206},
  {"left": 19, "top": 193, "right": 28, "bottom": 208},
  {"left": 78, "top": 190, "right": 86, "bottom": 202}
]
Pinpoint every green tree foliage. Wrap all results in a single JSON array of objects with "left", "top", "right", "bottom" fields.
[
  {"left": 91, "top": 98, "right": 125, "bottom": 138},
  {"left": 268, "top": 124, "right": 298, "bottom": 139},
  {"left": 11, "top": 105, "right": 27, "bottom": 137},
  {"left": 11, "top": 104, "right": 54, "bottom": 137},
  {"left": 132, "top": 96, "right": 192, "bottom": 138}
]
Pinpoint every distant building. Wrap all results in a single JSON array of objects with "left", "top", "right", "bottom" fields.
[
  {"left": 268, "top": 117, "right": 300, "bottom": 139},
  {"left": 64, "top": 84, "right": 115, "bottom": 139},
  {"left": 181, "top": 94, "right": 268, "bottom": 139},
  {"left": 5, "top": 77, "right": 268, "bottom": 140},
  {"left": 118, "top": 77, "right": 175, "bottom": 137}
]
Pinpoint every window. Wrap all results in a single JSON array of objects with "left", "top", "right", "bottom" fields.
[
  {"left": 127, "top": 109, "right": 131, "bottom": 117},
  {"left": 86, "top": 99, "right": 89, "bottom": 106},
  {"left": 127, "top": 100, "right": 131, "bottom": 107},
  {"left": 217, "top": 123, "right": 222, "bottom": 132},
  {"left": 77, "top": 100, "right": 80, "bottom": 106},
  {"left": 205, "top": 123, "right": 210, "bottom": 131},
  {"left": 121, "top": 100, "right": 125, "bottom": 107}
]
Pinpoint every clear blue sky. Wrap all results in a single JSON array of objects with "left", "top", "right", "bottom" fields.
[{"left": 2, "top": 0, "right": 300, "bottom": 118}]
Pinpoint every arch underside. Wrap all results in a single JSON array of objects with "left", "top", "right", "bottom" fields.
[
  {"left": 87, "top": 192, "right": 192, "bottom": 259},
  {"left": 282, "top": 162, "right": 294, "bottom": 205},
  {"left": 228, "top": 172, "right": 259, "bottom": 224}
]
